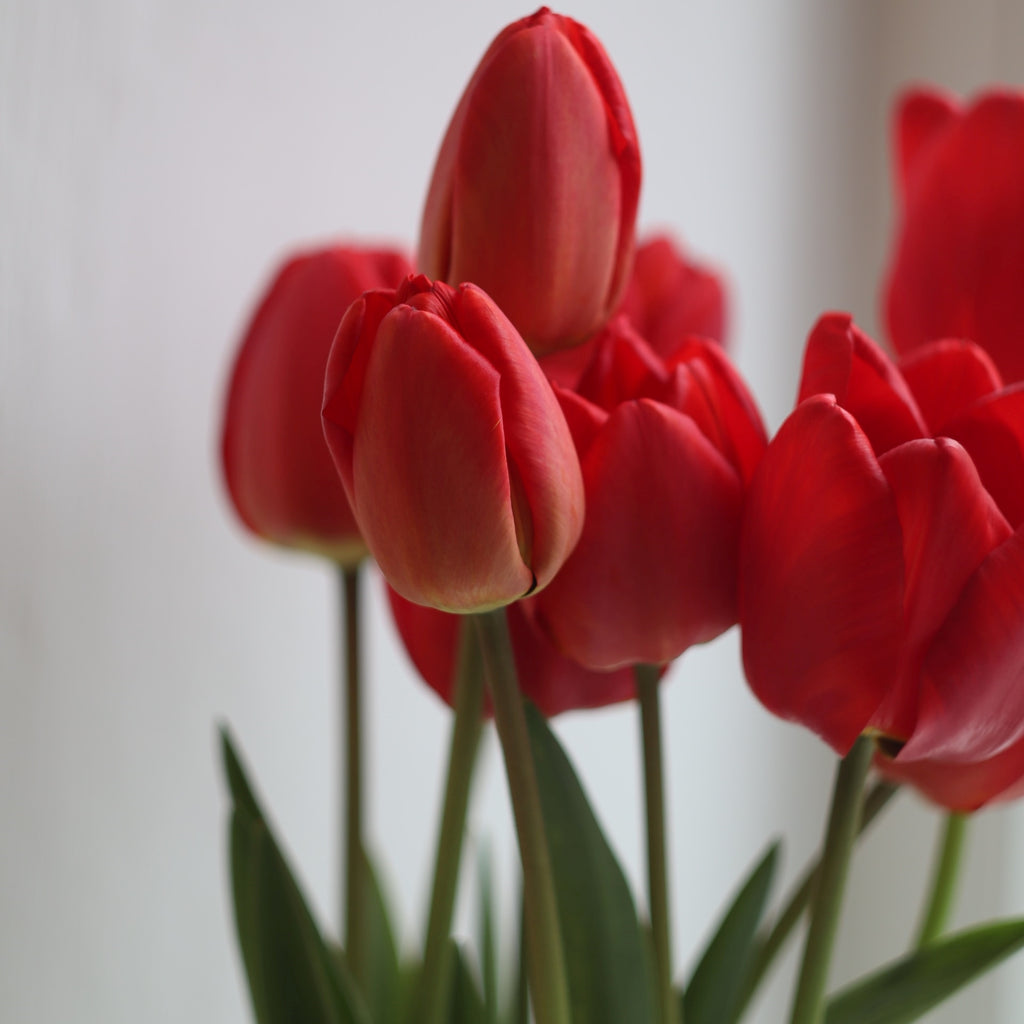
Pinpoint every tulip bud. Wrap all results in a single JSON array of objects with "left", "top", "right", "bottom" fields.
[
  {"left": 884, "top": 87, "right": 1024, "bottom": 382},
  {"left": 418, "top": 7, "right": 642, "bottom": 355},
  {"left": 221, "top": 244, "right": 411, "bottom": 564},
  {"left": 322, "top": 275, "right": 585, "bottom": 612}
]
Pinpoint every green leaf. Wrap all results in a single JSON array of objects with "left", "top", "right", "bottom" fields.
[
  {"left": 525, "top": 703, "right": 656, "bottom": 1024},
  {"left": 447, "top": 942, "right": 487, "bottom": 1024},
  {"left": 682, "top": 841, "right": 780, "bottom": 1024},
  {"left": 825, "top": 918, "right": 1024, "bottom": 1024},
  {"left": 221, "top": 728, "right": 371, "bottom": 1024},
  {"left": 361, "top": 848, "right": 402, "bottom": 1024},
  {"left": 477, "top": 845, "right": 499, "bottom": 1024}
]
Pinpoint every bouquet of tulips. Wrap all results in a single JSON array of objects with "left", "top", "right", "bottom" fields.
[{"left": 218, "top": 9, "right": 1024, "bottom": 1024}]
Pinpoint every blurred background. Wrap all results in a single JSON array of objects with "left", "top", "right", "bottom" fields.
[{"left": 4, "top": 1, "right": 1024, "bottom": 1020}]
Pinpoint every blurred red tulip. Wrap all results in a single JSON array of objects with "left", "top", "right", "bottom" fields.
[
  {"left": 884, "top": 87, "right": 1024, "bottom": 382},
  {"left": 322, "top": 275, "right": 584, "bottom": 612},
  {"left": 741, "top": 313, "right": 1024, "bottom": 809},
  {"left": 533, "top": 319, "right": 766, "bottom": 670},
  {"left": 221, "top": 244, "right": 411, "bottom": 563},
  {"left": 418, "top": 7, "right": 641, "bottom": 355}
]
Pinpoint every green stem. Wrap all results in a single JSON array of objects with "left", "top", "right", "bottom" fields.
[
  {"left": 417, "top": 622, "right": 485, "bottom": 1024},
  {"left": 737, "top": 780, "right": 898, "bottom": 1016},
  {"left": 474, "top": 609, "right": 571, "bottom": 1024},
  {"left": 788, "top": 736, "right": 874, "bottom": 1024},
  {"left": 513, "top": 885, "right": 529, "bottom": 1024},
  {"left": 341, "top": 565, "right": 367, "bottom": 992},
  {"left": 915, "top": 812, "right": 968, "bottom": 948},
  {"left": 635, "top": 664, "right": 680, "bottom": 1024}
]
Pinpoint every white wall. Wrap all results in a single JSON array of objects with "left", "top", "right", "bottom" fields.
[{"left": 2, "top": 1, "right": 1022, "bottom": 1021}]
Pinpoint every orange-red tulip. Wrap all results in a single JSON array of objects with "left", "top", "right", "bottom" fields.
[
  {"left": 221, "top": 245, "right": 411, "bottom": 563},
  {"left": 418, "top": 7, "right": 642, "bottom": 355},
  {"left": 322, "top": 275, "right": 584, "bottom": 612}
]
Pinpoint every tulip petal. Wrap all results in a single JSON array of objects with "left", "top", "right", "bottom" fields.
[
  {"left": 386, "top": 587, "right": 636, "bottom": 717},
  {"left": 871, "top": 438, "right": 1012, "bottom": 740},
  {"left": 536, "top": 399, "right": 743, "bottom": 670},
  {"left": 552, "top": 387, "right": 607, "bottom": 461},
  {"left": 449, "top": 25, "right": 622, "bottom": 345},
  {"left": 885, "top": 92, "right": 1024, "bottom": 382},
  {"left": 900, "top": 528, "right": 1024, "bottom": 764},
  {"left": 223, "top": 248, "right": 409, "bottom": 560},
  {"left": 452, "top": 285, "right": 585, "bottom": 591},
  {"left": 892, "top": 88, "right": 959, "bottom": 199},
  {"left": 876, "top": 733, "right": 1024, "bottom": 812},
  {"left": 575, "top": 317, "right": 667, "bottom": 412},
  {"left": 740, "top": 396, "right": 904, "bottom": 754},
  {"left": 662, "top": 338, "right": 768, "bottom": 486},
  {"left": 615, "top": 234, "right": 728, "bottom": 354},
  {"left": 944, "top": 383, "right": 1024, "bottom": 528},
  {"left": 798, "top": 313, "right": 927, "bottom": 455},
  {"left": 352, "top": 306, "right": 531, "bottom": 611},
  {"left": 898, "top": 338, "right": 1003, "bottom": 434}
]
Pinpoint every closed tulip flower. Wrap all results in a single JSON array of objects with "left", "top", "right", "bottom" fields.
[
  {"left": 884, "top": 87, "right": 1024, "bottom": 382},
  {"left": 322, "top": 274, "right": 584, "bottom": 612},
  {"left": 533, "top": 318, "right": 767, "bottom": 670},
  {"left": 418, "top": 7, "right": 642, "bottom": 355},
  {"left": 221, "top": 244, "right": 411, "bottom": 563},
  {"left": 740, "top": 313, "right": 1024, "bottom": 809}
]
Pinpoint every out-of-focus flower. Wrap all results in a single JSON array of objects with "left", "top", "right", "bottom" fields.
[
  {"left": 884, "top": 87, "right": 1024, "bottom": 381},
  {"left": 221, "top": 244, "right": 411, "bottom": 564},
  {"left": 322, "top": 275, "right": 584, "bottom": 613},
  {"left": 740, "top": 313, "right": 1024, "bottom": 810},
  {"left": 533, "top": 318, "right": 767, "bottom": 670},
  {"left": 418, "top": 7, "right": 642, "bottom": 355}
]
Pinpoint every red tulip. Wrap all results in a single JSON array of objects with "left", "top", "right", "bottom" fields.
[
  {"left": 884, "top": 87, "right": 1024, "bottom": 382},
  {"left": 539, "top": 233, "right": 730, "bottom": 390},
  {"left": 741, "top": 313, "right": 1024, "bottom": 809},
  {"left": 533, "top": 319, "right": 767, "bottom": 670},
  {"left": 322, "top": 275, "right": 584, "bottom": 612},
  {"left": 616, "top": 234, "right": 728, "bottom": 355},
  {"left": 387, "top": 586, "right": 637, "bottom": 717},
  {"left": 418, "top": 7, "right": 642, "bottom": 355},
  {"left": 221, "top": 244, "right": 411, "bottom": 563}
]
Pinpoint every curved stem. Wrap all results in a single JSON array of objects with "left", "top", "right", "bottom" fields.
[
  {"left": 915, "top": 812, "right": 968, "bottom": 948},
  {"left": 417, "top": 622, "right": 485, "bottom": 1024},
  {"left": 341, "top": 565, "right": 367, "bottom": 991},
  {"left": 737, "top": 780, "right": 899, "bottom": 1016},
  {"left": 474, "top": 609, "right": 571, "bottom": 1024},
  {"left": 635, "top": 664, "right": 680, "bottom": 1024},
  {"left": 788, "top": 736, "right": 874, "bottom": 1024}
]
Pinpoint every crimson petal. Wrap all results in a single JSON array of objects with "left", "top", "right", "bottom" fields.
[
  {"left": 798, "top": 313, "right": 926, "bottom": 456},
  {"left": 898, "top": 338, "right": 1003, "bottom": 434},
  {"left": 902, "top": 528, "right": 1024, "bottom": 764},
  {"left": 871, "top": 438, "right": 1011, "bottom": 741},
  {"left": 740, "top": 395, "right": 904, "bottom": 754}
]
